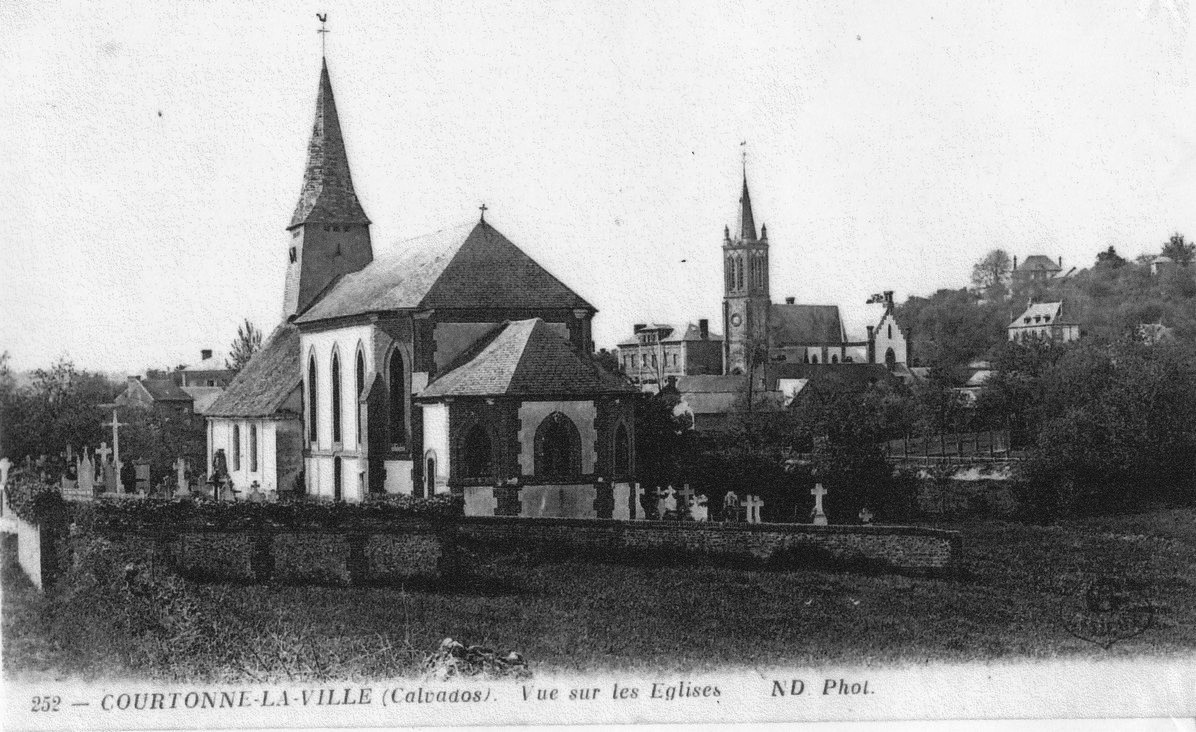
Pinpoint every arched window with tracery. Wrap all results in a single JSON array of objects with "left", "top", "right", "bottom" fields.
[
  {"left": 307, "top": 354, "right": 318, "bottom": 443},
  {"left": 535, "top": 412, "right": 581, "bottom": 478},
  {"left": 388, "top": 349, "right": 406, "bottom": 446},
  {"left": 461, "top": 424, "right": 492, "bottom": 479},
  {"left": 613, "top": 423, "right": 630, "bottom": 476},
  {"left": 331, "top": 350, "right": 342, "bottom": 443}
]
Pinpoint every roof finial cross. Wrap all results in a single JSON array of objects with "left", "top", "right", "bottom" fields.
[
  {"left": 740, "top": 140, "right": 748, "bottom": 176},
  {"left": 479, "top": 203, "right": 488, "bottom": 222},
  {"left": 317, "top": 13, "right": 330, "bottom": 58}
]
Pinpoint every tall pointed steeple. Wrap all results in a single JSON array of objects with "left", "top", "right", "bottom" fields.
[
  {"left": 283, "top": 56, "right": 374, "bottom": 319},
  {"left": 735, "top": 174, "right": 757, "bottom": 242},
  {"left": 289, "top": 59, "right": 371, "bottom": 229}
]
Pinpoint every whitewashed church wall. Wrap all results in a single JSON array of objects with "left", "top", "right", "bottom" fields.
[
  {"left": 873, "top": 313, "right": 907, "bottom": 364},
  {"left": 383, "top": 459, "right": 415, "bottom": 495},
  {"left": 210, "top": 418, "right": 275, "bottom": 492},
  {"left": 421, "top": 403, "right": 449, "bottom": 494},
  {"left": 301, "top": 325, "right": 375, "bottom": 452},
  {"left": 517, "top": 400, "right": 598, "bottom": 475}
]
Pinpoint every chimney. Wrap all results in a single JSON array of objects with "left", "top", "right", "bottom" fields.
[
  {"left": 698, "top": 319, "right": 709, "bottom": 339},
  {"left": 201, "top": 349, "right": 213, "bottom": 361},
  {"left": 1013, "top": 256, "right": 1018, "bottom": 271},
  {"left": 633, "top": 324, "right": 646, "bottom": 333},
  {"left": 785, "top": 297, "right": 795, "bottom": 305}
]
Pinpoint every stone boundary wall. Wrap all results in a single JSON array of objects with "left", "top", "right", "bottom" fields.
[{"left": 457, "top": 517, "right": 961, "bottom": 575}]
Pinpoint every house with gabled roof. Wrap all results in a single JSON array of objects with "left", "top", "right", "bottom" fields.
[
  {"left": 615, "top": 320, "right": 723, "bottom": 385},
  {"left": 208, "top": 52, "right": 637, "bottom": 514},
  {"left": 1007, "top": 301, "right": 1080, "bottom": 344},
  {"left": 115, "top": 377, "right": 194, "bottom": 414}
]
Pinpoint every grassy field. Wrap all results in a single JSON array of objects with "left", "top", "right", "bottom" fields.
[{"left": 4, "top": 507, "right": 1194, "bottom": 681}]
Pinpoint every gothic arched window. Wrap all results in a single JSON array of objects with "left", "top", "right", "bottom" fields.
[
  {"left": 232, "top": 424, "right": 241, "bottom": 471},
  {"left": 535, "top": 412, "right": 581, "bottom": 477},
  {"left": 613, "top": 423, "right": 631, "bottom": 476},
  {"left": 331, "top": 350, "right": 342, "bottom": 444},
  {"left": 389, "top": 350, "right": 406, "bottom": 447},
  {"left": 425, "top": 453, "right": 436, "bottom": 494},
  {"left": 308, "top": 355, "right": 318, "bottom": 443},
  {"left": 736, "top": 256, "right": 744, "bottom": 290},
  {"left": 249, "top": 424, "right": 258, "bottom": 472},
  {"left": 726, "top": 257, "right": 734, "bottom": 292},
  {"left": 355, "top": 348, "right": 365, "bottom": 446},
  {"left": 462, "top": 425, "right": 492, "bottom": 479},
  {"left": 885, "top": 347, "right": 897, "bottom": 370}
]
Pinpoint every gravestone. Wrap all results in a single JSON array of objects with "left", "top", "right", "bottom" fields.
[
  {"left": 134, "top": 462, "right": 151, "bottom": 494},
  {"left": 247, "top": 481, "right": 264, "bottom": 503},
  {"left": 174, "top": 458, "right": 188, "bottom": 497},
  {"left": 810, "top": 483, "right": 828, "bottom": 526},
  {"left": 662, "top": 486, "right": 678, "bottom": 519},
  {"left": 633, "top": 485, "right": 646, "bottom": 520},
  {"left": 676, "top": 484, "right": 695, "bottom": 519},
  {"left": 722, "top": 491, "right": 740, "bottom": 522},
  {"left": 858, "top": 507, "right": 873, "bottom": 525},
  {"left": 743, "top": 494, "right": 764, "bottom": 524},
  {"left": 103, "top": 461, "right": 121, "bottom": 494},
  {"left": 77, "top": 450, "right": 95, "bottom": 496},
  {"left": 654, "top": 488, "right": 668, "bottom": 520},
  {"left": 691, "top": 494, "right": 709, "bottom": 522}
]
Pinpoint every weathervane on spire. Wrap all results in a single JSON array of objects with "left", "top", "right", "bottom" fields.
[
  {"left": 740, "top": 140, "right": 748, "bottom": 176},
  {"left": 317, "top": 13, "right": 330, "bottom": 57}
]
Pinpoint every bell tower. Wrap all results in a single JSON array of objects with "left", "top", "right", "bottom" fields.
[
  {"left": 283, "top": 57, "right": 373, "bottom": 320},
  {"left": 722, "top": 171, "right": 770, "bottom": 374}
]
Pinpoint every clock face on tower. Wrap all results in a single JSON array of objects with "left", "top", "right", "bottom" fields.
[{"left": 730, "top": 313, "right": 743, "bottom": 327}]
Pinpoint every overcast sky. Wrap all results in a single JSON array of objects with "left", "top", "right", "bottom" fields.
[{"left": 3, "top": 1, "right": 1195, "bottom": 374}]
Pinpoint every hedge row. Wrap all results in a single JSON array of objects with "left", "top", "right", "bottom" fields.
[{"left": 4, "top": 474, "right": 463, "bottom": 531}]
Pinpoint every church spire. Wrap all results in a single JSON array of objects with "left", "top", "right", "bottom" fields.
[
  {"left": 735, "top": 173, "right": 757, "bottom": 242},
  {"left": 289, "top": 58, "right": 371, "bottom": 229}
]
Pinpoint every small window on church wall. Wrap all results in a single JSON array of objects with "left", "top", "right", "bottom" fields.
[
  {"left": 426, "top": 456, "right": 436, "bottom": 494},
  {"left": 308, "top": 356, "right": 318, "bottom": 443},
  {"left": 233, "top": 425, "right": 242, "bottom": 471},
  {"left": 249, "top": 424, "right": 258, "bottom": 472},
  {"left": 614, "top": 424, "right": 630, "bottom": 475},
  {"left": 289, "top": 247, "right": 297, "bottom": 263},
  {"left": 331, "top": 351, "right": 342, "bottom": 444},
  {"left": 462, "top": 425, "right": 492, "bottom": 479},
  {"left": 831, "top": 355, "right": 839, "bottom": 364},
  {"left": 888, "top": 325, "right": 893, "bottom": 339},
  {"left": 389, "top": 350, "right": 406, "bottom": 447}
]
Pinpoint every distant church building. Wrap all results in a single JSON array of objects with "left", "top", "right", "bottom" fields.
[
  {"left": 208, "top": 55, "right": 637, "bottom": 516},
  {"left": 719, "top": 172, "right": 908, "bottom": 375}
]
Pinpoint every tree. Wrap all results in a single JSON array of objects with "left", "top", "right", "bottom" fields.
[
  {"left": 226, "top": 319, "right": 263, "bottom": 375},
  {"left": 971, "top": 249, "right": 1013, "bottom": 291},
  {"left": 0, "top": 358, "right": 119, "bottom": 463},
  {"left": 1095, "top": 246, "right": 1126, "bottom": 268},
  {"left": 1161, "top": 232, "right": 1195, "bottom": 266}
]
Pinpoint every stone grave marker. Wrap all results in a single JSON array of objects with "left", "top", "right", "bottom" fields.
[
  {"left": 174, "top": 458, "right": 188, "bottom": 497},
  {"left": 691, "top": 494, "right": 709, "bottom": 522},
  {"left": 811, "top": 483, "right": 828, "bottom": 526},
  {"left": 858, "top": 507, "right": 873, "bottom": 525},
  {"left": 633, "top": 484, "right": 646, "bottom": 520},
  {"left": 134, "top": 462, "right": 151, "bottom": 494},
  {"left": 722, "top": 490, "right": 740, "bottom": 522},
  {"left": 662, "top": 486, "right": 678, "bottom": 519},
  {"left": 743, "top": 494, "right": 764, "bottom": 524},
  {"left": 676, "top": 484, "right": 695, "bottom": 519}
]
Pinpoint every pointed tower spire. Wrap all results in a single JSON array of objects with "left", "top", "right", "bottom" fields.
[
  {"left": 736, "top": 173, "right": 757, "bottom": 242},
  {"left": 289, "top": 58, "right": 371, "bottom": 229}
]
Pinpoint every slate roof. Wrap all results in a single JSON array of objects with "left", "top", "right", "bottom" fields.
[
  {"left": 138, "top": 379, "right": 193, "bottom": 402},
  {"left": 1009, "top": 301, "right": 1069, "bottom": 328},
  {"left": 181, "top": 386, "right": 224, "bottom": 415},
  {"left": 205, "top": 324, "right": 301, "bottom": 418},
  {"left": 1017, "top": 255, "right": 1062, "bottom": 273},
  {"left": 616, "top": 322, "right": 723, "bottom": 347},
  {"left": 734, "top": 175, "right": 758, "bottom": 242},
  {"left": 296, "top": 221, "right": 594, "bottom": 323},
  {"left": 768, "top": 304, "right": 844, "bottom": 344},
  {"left": 419, "top": 319, "right": 636, "bottom": 399},
  {"left": 289, "top": 59, "right": 370, "bottom": 229}
]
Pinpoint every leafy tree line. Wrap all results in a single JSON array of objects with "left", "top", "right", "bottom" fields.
[{"left": 894, "top": 236, "right": 1196, "bottom": 378}]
